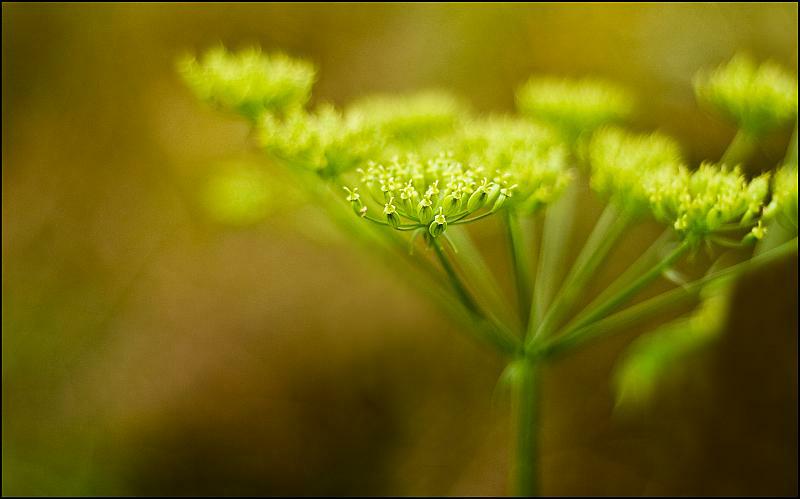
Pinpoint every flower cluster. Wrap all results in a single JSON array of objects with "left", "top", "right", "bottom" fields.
[
  {"left": 454, "top": 118, "right": 571, "bottom": 213},
  {"left": 588, "top": 127, "right": 684, "bottom": 215},
  {"left": 258, "top": 106, "right": 381, "bottom": 178},
  {"left": 345, "top": 91, "right": 468, "bottom": 147},
  {"left": 764, "top": 165, "right": 798, "bottom": 232},
  {"left": 645, "top": 162, "right": 770, "bottom": 245},
  {"left": 346, "top": 154, "right": 500, "bottom": 237},
  {"left": 179, "top": 46, "right": 316, "bottom": 121},
  {"left": 694, "top": 55, "right": 798, "bottom": 135},
  {"left": 516, "top": 77, "right": 634, "bottom": 142},
  {"left": 341, "top": 115, "right": 572, "bottom": 236}
]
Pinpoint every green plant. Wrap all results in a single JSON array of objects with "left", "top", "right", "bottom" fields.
[{"left": 180, "top": 48, "right": 798, "bottom": 496}]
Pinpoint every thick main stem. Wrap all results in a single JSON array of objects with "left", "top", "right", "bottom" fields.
[{"left": 511, "top": 359, "right": 541, "bottom": 497}]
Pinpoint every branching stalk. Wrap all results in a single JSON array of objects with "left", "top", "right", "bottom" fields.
[
  {"left": 531, "top": 203, "right": 630, "bottom": 342},
  {"left": 530, "top": 178, "right": 578, "bottom": 335},
  {"left": 506, "top": 210, "right": 533, "bottom": 329},
  {"left": 551, "top": 240, "right": 691, "bottom": 343},
  {"left": 721, "top": 129, "right": 758, "bottom": 167},
  {"left": 538, "top": 237, "right": 797, "bottom": 359},
  {"left": 447, "top": 226, "right": 518, "bottom": 330},
  {"left": 431, "top": 237, "right": 521, "bottom": 355}
]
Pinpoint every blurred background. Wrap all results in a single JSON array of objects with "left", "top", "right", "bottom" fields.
[{"left": 2, "top": 3, "right": 798, "bottom": 496}]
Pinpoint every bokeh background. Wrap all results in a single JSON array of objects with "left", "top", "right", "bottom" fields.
[{"left": 3, "top": 3, "right": 798, "bottom": 496}]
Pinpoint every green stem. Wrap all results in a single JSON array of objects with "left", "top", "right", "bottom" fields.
[
  {"left": 431, "top": 236, "right": 481, "bottom": 314},
  {"left": 539, "top": 237, "right": 798, "bottom": 359},
  {"left": 431, "top": 236, "right": 520, "bottom": 355},
  {"left": 721, "top": 129, "right": 758, "bottom": 167},
  {"left": 506, "top": 210, "right": 533, "bottom": 329},
  {"left": 318, "top": 177, "right": 518, "bottom": 356},
  {"left": 446, "top": 226, "right": 518, "bottom": 329},
  {"left": 511, "top": 359, "right": 541, "bottom": 497},
  {"left": 530, "top": 178, "right": 578, "bottom": 333},
  {"left": 552, "top": 240, "right": 690, "bottom": 342},
  {"left": 530, "top": 204, "right": 629, "bottom": 343},
  {"left": 590, "top": 229, "right": 673, "bottom": 306}
]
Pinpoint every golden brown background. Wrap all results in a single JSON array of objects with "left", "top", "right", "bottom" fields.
[{"left": 3, "top": 3, "right": 798, "bottom": 496}]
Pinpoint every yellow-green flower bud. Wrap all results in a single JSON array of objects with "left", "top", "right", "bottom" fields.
[
  {"left": 417, "top": 197, "right": 434, "bottom": 224},
  {"left": 485, "top": 183, "right": 502, "bottom": 206},
  {"left": 399, "top": 182, "right": 420, "bottom": 214},
  {"left": 467, "top": 180, "right": 491, "bottom": 212},
  {"left": 429, "top": 207, "right": 447, "bottom": 237},
  {"left": 443, "top": 192, "right": 462, "bottom": 215},
  {"left": 493, "top": 186, "right": 515, "bottom": 211},
  {"left": 384, "top": 198, "right": 401, "bottom": 229},
  {"left": 344, "top": 187, "right": 364, "bottom": 216}
]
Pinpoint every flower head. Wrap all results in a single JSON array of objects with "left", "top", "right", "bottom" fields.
[
  {"left": 179, "top": 46, "right": 316, "bottom": 121},
  {"left": 516, "top": 77, "right": 634, "bottom": 142},
  {"left": 345, "top": 91, "right": 468, "bottom": 147},
  {"left": 346, "top": 153, "right": 510, "bottom": 235},
  {"left": 694, "top": 55, "right": 798, "bottom": 135},
  {"left": 645, "top": 162, "right": 770, "bottom": 245},
  {"left": 589, "top": 127, "right": 684, "bottom": 215},
  {"left": 454, "top": 117, "right": 571, "bottom": 213},
  {"left": 258, "top": 105, "right": 381, "bottom": 177}
]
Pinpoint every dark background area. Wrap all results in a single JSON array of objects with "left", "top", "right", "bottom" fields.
[{"left": 3, "top": 3, "right": 797, "bottom": 495}]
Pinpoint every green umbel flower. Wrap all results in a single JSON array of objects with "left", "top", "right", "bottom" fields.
[
  {"left": 764, "top": 165, "right": 798, "bottom": 233},
  {"left": 348, "top": 141, "right": 570, "bottom": 234},
  {"left": 645, "top": 162, "right": 770, "bottom": 245},
  {"left": 516, "top": 77, "right": 634, "bottom": 142},
  {"left": 346, "top": 91, "right": 468, "bottom": 146},
  {"left": 454, "top": 117, "right": 571, "bottom": 213},
  {"left": 694, "top": 55, "right": 798, "bottom": 135},
  {"left": 588, "top": 127, "right": 684, "bottom": 215},
  {"left": 258, "top": 105, "right": 381, "bottom": 178},
  {"left": 179, "top": 46, "right": 316, "bottom": 121},
  {"left": 349, "top": 153, "right": 494, "bottom": 234}
]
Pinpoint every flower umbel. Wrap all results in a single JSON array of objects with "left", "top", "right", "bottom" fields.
[
  {"left": 588, "top": 127, "right": 684, "bottom": 215},
  {"left": 346, "top": 91, "right": 468, "bottom": 147},
  {"left": 349, "top": 153, "right": 496, "bottom": 235},
  {"left": 455, "top": 117, "right": 571, "bottom": 213},
  {"left": 646, "top": 162, "right": 770, "bottom": 245},
  {"left": 258, "top": 106, "right": 381, "bottom": 178},
  {"left": 179, "top": 46, "right": 317, "bottom": 121},
  {"left": 516, "top": 77, "right": 634, "bottom": 142},
  {"left": 694, "top": 54, "right": 798, "bottom": 136}
]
